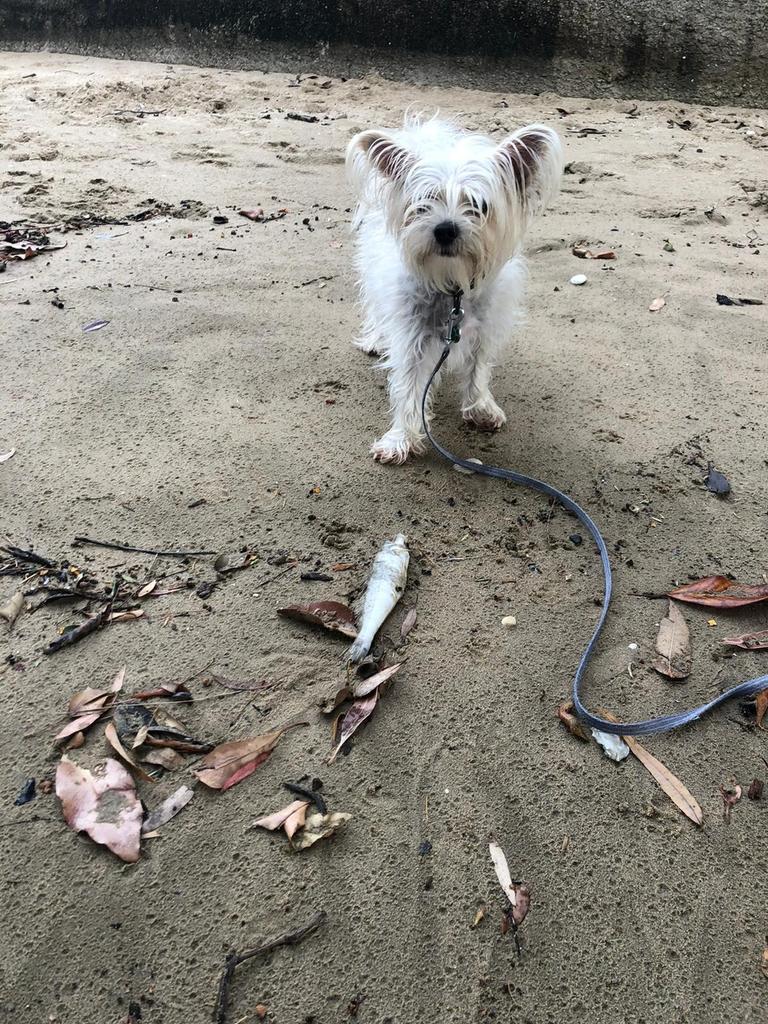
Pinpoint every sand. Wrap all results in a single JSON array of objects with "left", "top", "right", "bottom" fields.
[{"left": 1, "top": 50, "right": 767, "bottom": 1024}]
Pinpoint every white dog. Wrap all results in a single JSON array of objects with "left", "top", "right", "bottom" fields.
[{"left": 346, "top": 114, "right": 563, "bottom": 464}]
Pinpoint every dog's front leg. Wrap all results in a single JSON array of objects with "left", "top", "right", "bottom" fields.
[
  {"left": 371, "top": 336, "right": 442, "bottom": 464},
  {"left": 458, "top": 344, "right": 507, "bottom": 431}
]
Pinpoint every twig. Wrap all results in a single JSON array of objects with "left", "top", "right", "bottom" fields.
[
  {"left": 44, "top": 578, "right": 119, "bottom": 655},
  {"left": 74, "top": 536, "right": 216, "bottom": 557},
  {"left": 112, "top": 108, "right": 167, "bottom": 117},
  {"left": 2, "top": 545, "right": 55, "bottom": 567},
  {"left": 213, "top": 911, "right": 326, "bottom": 1024}
]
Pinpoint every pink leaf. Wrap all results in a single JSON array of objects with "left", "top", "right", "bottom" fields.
[{"left": 56, "top": 756, "right": 142, "bottom": 862}]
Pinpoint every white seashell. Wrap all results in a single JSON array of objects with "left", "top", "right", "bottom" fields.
[
  {"left": 454, "top": 457, "right": 483, "bottom": 475},
  {"left": 570, "top": 274, "right": 587, "bottom": 286}
]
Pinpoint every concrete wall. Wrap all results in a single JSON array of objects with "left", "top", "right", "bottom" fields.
[{"left": 2, "top": 1, "right": 767, "bottom": 106}]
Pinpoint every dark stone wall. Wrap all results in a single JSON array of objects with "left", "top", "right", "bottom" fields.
[{"left": 2, "top": 0, "right": 767, "bottom": 105}]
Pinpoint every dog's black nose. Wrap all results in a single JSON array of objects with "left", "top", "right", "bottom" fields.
[{"left": 433, "top": 220, "right": 460, "bottom": 246}]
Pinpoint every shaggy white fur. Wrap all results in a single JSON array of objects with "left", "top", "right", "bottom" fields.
[{"left": 346, "top": 114, "right": 563, "bottom": 464}]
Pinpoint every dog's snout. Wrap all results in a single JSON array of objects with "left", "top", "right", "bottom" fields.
[{"left": 433, "top": 220, "right": 460, "bottom": 246}]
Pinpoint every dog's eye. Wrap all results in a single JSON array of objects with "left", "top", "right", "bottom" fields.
[
  {"left": 414, "top": 205, "right": 431, "bottom": 215},
  {"left": 469, "top": 199, "right": 489, "bottom": 217}
]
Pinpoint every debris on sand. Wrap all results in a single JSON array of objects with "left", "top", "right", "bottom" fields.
[
  {"left": 747, "top": 778, "right": 764, "bottom": 801},
  {"left": 648, "top": 296, "right": 666, "bottom": 311},
  {"left": 569, "top": 273, "right": 587, "bottom": 286},
  {"left": 719, "top": 781, "right": 742, "bottom": 823},
  {"left": 54, "top": 665, "right": 125, "bottom": 745},
  {"left": 721, "top": 630, "right": 768, "bottom": 651},
  {"left": 1, "top": 226, "right": 66, "bottom": 263},
  {"left": 572, "top": 243, "right": 616, "bottom": 259},
  {"left": 254, "top": 797, "right": 351, "bottom": 850},
  {"left": 195, "top": 721, "right": 307, "bottom": 791},
  {"left": 591, "top": 729, "right": 630, "bottom": 761},
  {"left": 704, "top": 463, "right": 731, "bottom": 495},
  {"left": 214, "top": 550, "right": 256, "bottom": 574},
  {"left": 0, "top": 591, "right": 24, "bottom": 628},
  {"left": 14, "top": 778, "right": 36, "bottom": 805},
  {"left": 668, "top": 576, "right": 768, "bottom": 608},
  {"left": 326, "top": 663, "right": 401, "bottom": 761},
  {"left": 213, "top": 912, "right": 326, "bottom": 1024},
  {"left": 557, "top": 700, "right": 591, "bottom": 742},
  {"left": 56, "top": 756, "right": 142, "bottom": 862},
  {"left": 141, "top": 784, "right": 195, "bottom": 834},
  {"left": 716, "top": 294, "right": 763, "bottom": 306},
  {"left": 0, "top": 449, "right": 15, "bottom": 463},
  {"left": 652, "top": 600, "right": 692, "bottom": 680},
  {"left": 346, "top": 534, "right": 409, "bottom": 663},
  {"left": 489, "top": 841, "right": 530, "bottom": 956},
  {"left": 278, "top": 599, "right": 358, "bottom": 638}
]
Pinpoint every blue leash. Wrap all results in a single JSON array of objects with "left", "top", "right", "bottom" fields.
[{"left": 421, "top": 297, "right": 768, "bottom": 736}]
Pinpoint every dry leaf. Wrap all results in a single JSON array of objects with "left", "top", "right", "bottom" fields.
[
  {"left": 557, "top": 700, "right": 591, "bottom": 741},
  {"left": 352, "top": 663, "right": 401, "bottom": 698},
  {"left": 756, "top": 690, "right": 768, "bottom": 730},
  {"left": 56, "top": 756, "right": 142, "bottom": 862},
  {"left": 0, "top": 448, "right": 16, "bottom": 463},
  {"left": 747, "top": 778, "right": 764, "bottom": 801},
  {"left": 720, "top": 781, "right": 742, "bottom": 823},
  {"left": 649, "top": 296, "right": 666, "bottom": 312},
  {"left": 141, "top": 784, "right": 195, "bottom": 834},
  {"left": 239, "top": 207, "right": 264, "bottom": 221},
  {"left": 400, "top": 608, "right": 418, "bottom": 641},
  {"left": 195, "top": 721, "right": 306, "bottom": 790},
  {"left": 328, "top": 691, "right": 378, "bottom": 763},
  {"left": 254, "top": 799, "right": 310, "bottom": 840},
  {"left": 489, "top": 841, "right": 517, "bottom": 906},
  {"left": 761, "top": 944, "right": 768, "bottom": 980},
  {"left": 214, "top": 550, "right": 255, "bottom": 573},
  {"left": 572, "top": 244, "right": 616, "bottom": 259},
  {"left": 278, "top": 600, "right": 358, "bottom": 638},
  {"left": 55, "top": 666, "right": 125, "bottom": 743},
  {"left": 290, "top": 810, "right": 351, "bottom": 850},
  {"left": 471, "top": 905, "right": 486, "bottom": 929},
  {"left": 599, "top": 711, "right": 703, "bottom": 824},
  {"left": 668, "top": 575, "right": 768, "bottom": 608},
  {"left": 141, "top": 747, "right": 187, "bottom": 771},
  {"left": 0, "top": 591, "right": 24, "bottom": 627},
  {"left": 109, "top": 608, "right": 145, "bottom": 623},
  {"left": 132, "top": 681, "right": 191, "bottom": 700},
  {"left": 722, "top": 630, "right": 768, "bottom": 650},
  {"left": 652, "top": 600, "right": 692, "bottom": 680},
  {"left": 105, "top": 722, "right": 158, "bottom": 783},
  {"left": 136, "top": 580, "right": 157, "bottom": 598}
]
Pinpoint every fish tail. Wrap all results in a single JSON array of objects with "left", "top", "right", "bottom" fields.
[{"left": 346, "top": 634, "right": 372, "bottom": 663}]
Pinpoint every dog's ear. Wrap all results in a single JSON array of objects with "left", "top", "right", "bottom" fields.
[
  {"left": 495, "top": 125, "right": 563, "bottom": 210},
  {"left": 348, "top": 130, "right": 413, "bottom": 182}
]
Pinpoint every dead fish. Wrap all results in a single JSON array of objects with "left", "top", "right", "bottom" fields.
[{"left": 346, "top": 534, "right": 409, "bottom": 662}]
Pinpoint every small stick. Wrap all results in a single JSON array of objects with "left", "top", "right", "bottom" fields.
[
  {"left": 74, "top": 536, "right": 216, "bottom": 557},
  {"left": 43, "top": 578, "right": 119, "bottom": 655},
  {"left": 213, "top": 910, "right": 326, "bottom": 1024}
]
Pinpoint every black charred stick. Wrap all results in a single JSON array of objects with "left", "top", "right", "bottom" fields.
[
  {"left": 43, "top": 578, "right": 119, "bottom": 655},
  {"left": 73, "top": 535, "right": 216, "bottom": 557},
  {"left": 1, "top": 545, "right": 55, "bottom": 567},
  {"left": 283, "top": 781, "right": 327, "bottom": 815},
  {"left": 213, "top": 911, "right": 326, "bottom": 1024}
]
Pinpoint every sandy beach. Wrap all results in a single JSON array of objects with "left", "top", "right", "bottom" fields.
[{"left": 1, "top": 50, "right": 767, "bottom": 1024}]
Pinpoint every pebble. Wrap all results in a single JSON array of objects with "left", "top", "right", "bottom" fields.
[
  {"left": 570, "top": 274, "right": 587, "bottom": 286},
  {"left": 501, "top": 615, "right": 517, "bottom": 628},
  {"left": 454, "top": 457, "right": 483, "bottom": 475}
]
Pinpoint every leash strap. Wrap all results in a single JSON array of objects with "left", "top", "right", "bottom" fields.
[{"left": 422, "top": 313, "right": 768, "bottom": 736}]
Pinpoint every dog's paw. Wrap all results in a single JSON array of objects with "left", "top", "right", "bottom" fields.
[
  {"left": 371, "top": 431, "right": 414, "bottom": 465},
  {"left": 462, "top": 398, "right": 507, "bottom": 432}
]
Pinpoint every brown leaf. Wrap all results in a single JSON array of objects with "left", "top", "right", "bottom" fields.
[
  {"left": 278, "top": 600, "right": 358, "bottom": 638},
  {"left": 600, "top": 711, "right": 703, "bottom": 824},
  {"left": 239, "top": 207, "right": 264, "bottom": 221},
  {"left": 104, "top": 722, "right": 158, "bottom": 783},
  {"left": 720, "top": 781, "right": 742, "bottom": 823},
  {"left": 136, "top": 580, "right": 157, "bottom": 598},
  {"left": 328, "top": 691, "right": 378, "bottom": 763},
  {"left": 141, "top": 747, "right": 187, "bottom": 771},
  {"left": 254, "top": 799, "right": 310, "bottom": 839},
  {"left": 722, "top": 629, "right": 768, "bottom": 650},
  {"left": 668, "top": 575, "right": 768, "bottom": 608},
  {"left": 141, "top": 784, "right": 195, "bottom": 834},
  {"left": 0, "top": 591, "right": 24, "bottom": 627},
  {"left": 652, "top": 600, "right": 692, "bottom": 680},
  {"left": 109, "top": 608, "right": 145, "bottom": 623},
  {"left": 213, "top": 550, "right": 255, "bottom": 573},
  {"left": 471, "top": 905, "right": 486, "bottom": 929},
  {"left": 761, "top": 945, "right": 768, "bottom": 980},
  {"left": 557, "top": 700, "right": 591, "bottom": 741},
  {"left": 511, "top": 884, "right": 531, "bottom": 927},
  {"left": 290, "top": 810, "right": 351, "bottom": 850},
  {"left": 757, "top": 690, "right": 768, "bottom": 730},
  {"left": 400, "top": 608, "right": 418, "bottom": 641},
  {"left": 131, "top": 681, "right": 191, "bottom": 700},
  {"left": 626, "top": 736, "right": 703, "bottom": 825},
  {"left": 572, "top": 244, "right": 616, "bottom": 259},
  {"left": 747, "top": 778, "right": 764, "bottom": 801},
  {"left": 55, "top": 666, "right": 126, "bottom": 743},
  {"left": 352, "top": 663, "right": 401, "bottom": 698},
  {"left": 649, "top": 296, "right": 666, "bottom": 312},
  {"left": 195, "top": 721, "right": 306, "bottom": 790},
  {"left": 56, "top": 756, "right": 142, "bottom": 862}
]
